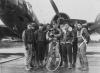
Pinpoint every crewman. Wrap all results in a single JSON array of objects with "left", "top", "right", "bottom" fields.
[
  {"left": 35, "top": 24, "right": 47, "bottom": 68},
  {"left": 77, "top": 23, "right": 90, "bottom": 71},
  {"left": 22, "top": 23, "right": 36, "bottom": 70}
]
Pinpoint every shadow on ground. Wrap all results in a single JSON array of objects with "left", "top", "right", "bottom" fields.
[
  {"left": 0, "top": 54, "right": 24, "bottom": 60},
  {"left": 0, "top": 41, "right": 24, "bottom": 48},
  {"left": 87, "top": 52, "right": 100, "bottom": 55}
]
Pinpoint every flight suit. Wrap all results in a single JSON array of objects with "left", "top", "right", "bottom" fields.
[
  {"left": 22, "top": 29, "right": 36, "bottom": 68},
  {"left": 72, "top": 28, "right": 78, "bottom": 67},
  {"left": 35, "top": 29, "right": 47, "bottom": 66},
  {"left": 77, "top": 28, "right": 89, "bottom": 70}
]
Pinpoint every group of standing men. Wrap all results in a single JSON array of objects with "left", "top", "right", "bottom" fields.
[{"left": 22, "top": 20, "right": 90, "bottom": 71}]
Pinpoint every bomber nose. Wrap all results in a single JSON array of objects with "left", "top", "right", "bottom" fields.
[
  {"left": 0, "top": 0, "right": 5, "bottom": 9},
  {"left": 0, "top": 0, "right": 5, "bottom": 15}
]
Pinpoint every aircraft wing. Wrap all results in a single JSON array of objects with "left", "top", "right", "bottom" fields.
[
  {"left": 0, "top": 25, "right": 19, "bottom": 40},
  {"left": 87, "top": 14, "right": 100, "bottom": 34}
]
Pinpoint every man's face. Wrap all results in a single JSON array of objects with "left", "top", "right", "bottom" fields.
[
  {"left": 32, "top": 26, "right": 35, "bottom": 30},
  {"left": 53, "top": 24, "right": 58, "bottom": 28},
  {"left": 60, "top": 24, "right": 64, "bottom": 29},
  {"left": 47, "top": 25, "right": 50, "bottom": 29},
  {"left": 74, "top": 21, "right": 78, "bottom": 28},
  {"left": 77, "top": 24, "right": 82, "bottom": 29},
  {"left": 65, "top": 24, "right": 69, "bottom": 30},
  {"left": 27, "top": 25, "right": 32, "bottom": 29},
  {"left": 39, "top": 26, "right": 43, "bottom": 29}
]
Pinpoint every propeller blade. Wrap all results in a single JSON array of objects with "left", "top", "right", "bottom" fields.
[
  {"left": 95, "top": 13, "right": 100, "bottom": 24},
  {"left": 89, "top": 14, "right": 100, "bottom": 34},
  {"left": 49, "top": 0, "right": 59, "bottom": 14},
  {"left": 95, "top": 14, "right": 100, "bottom": 33}
]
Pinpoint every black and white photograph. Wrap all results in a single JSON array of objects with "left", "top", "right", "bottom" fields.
[{"left": 0, "top": 0, "right": 100, "bottom": 73}]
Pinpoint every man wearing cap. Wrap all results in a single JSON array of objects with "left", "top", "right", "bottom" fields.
[{"left": 22, "top": 23, "right": 36, "bottom": 70}]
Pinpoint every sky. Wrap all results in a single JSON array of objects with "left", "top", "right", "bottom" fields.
[
  {"left": 0, "top": 0, "right": 100, "bottom": 24},
  {"left": 24, "top": 0, "right": 100, "bottom": 24}
]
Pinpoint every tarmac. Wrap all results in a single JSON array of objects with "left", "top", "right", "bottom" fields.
[
  {"left": 0, "top": 55, "right": 100, "bottom": 73},
  {"left": 0, "top": 43, "right": 100, "bottom": 73}
]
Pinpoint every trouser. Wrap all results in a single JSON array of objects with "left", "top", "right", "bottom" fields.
[
  {"left": 66, "top": 43, "right": 73, "bottom": 64},
  {"left": 60, "top": 43, "right": 68, "bottom": 65},
  {"left": 25, "top": 44, "right": 33, "bottom": 67},
  {"left": 36, "top": 42, "right": 46, "bottom": 63},
  {"left": 45, "top": 44, "right": 49, "bottom": 58},
  {"left": 72, "top": 41, "right": 78, "bottom": 65},
  {"left": 31, "top": 45, "right": 36, "bottom": 67},
  {"left": 59, "top": 44, "right": 63, "bottom": 66},
  {"left": 78, "top": 42, "right": 88, "bottom": 68}
]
